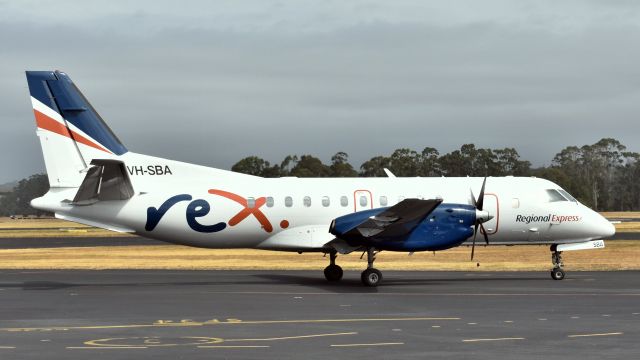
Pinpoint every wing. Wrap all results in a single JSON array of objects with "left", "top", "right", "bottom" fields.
[{"left": 330, "top": 198, "right": 443, "bottom": 241}]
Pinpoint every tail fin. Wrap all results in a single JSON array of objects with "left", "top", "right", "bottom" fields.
[{"left": 25, "top": 71, "right": 127, "bottom": 187}]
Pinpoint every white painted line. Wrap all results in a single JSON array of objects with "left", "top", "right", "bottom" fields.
[
  {"left": 602, "top": 314, "right": 611, "bottom": 317},
  {"left": 0, "top": 346, "right": 16, "bottom": 349},
  {"left": 331, "top": 342, "right": 404, "bottom": 347},
  {"left": 463, "top": 337, "right": 525, "bottom": 343},
  {"left": 432, "top": 326, "right": 441, "bottom": 328},
  {"left": 538, "top": 318, "right": 547, "bottom": 321},
  {"left": 571, "top": 316, "right": 580, "bottom": 319},
  {"left": 467, "top": 323, "right": 477, "bottom": 325},
  {"left": 503, "top": 320, "right": 514, "bottom": 323},
  {"left": 568, "top": 332, "right": 623, "bottom": 338}
]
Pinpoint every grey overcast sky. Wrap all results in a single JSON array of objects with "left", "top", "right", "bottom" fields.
[{"left": 2, "top": 0, "right": 640, "bottom": 183}]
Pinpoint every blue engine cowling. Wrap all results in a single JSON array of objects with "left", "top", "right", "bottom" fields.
[{"left": 330, "top": 203, "right": 476, "bottom": 252}]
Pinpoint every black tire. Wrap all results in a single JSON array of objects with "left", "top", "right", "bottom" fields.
[
  {"left": 361, "top": 268, "right": 383, "bottom": 287},
  {"left": 324, "top": 265, "right": 343, "bottom": 282},
  {"left": 550, "top": 268, "right": 565, "bottom": 280}
]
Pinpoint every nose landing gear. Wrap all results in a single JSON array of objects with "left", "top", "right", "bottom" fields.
[{"left": 550, "top": 245, "right": 565, "bottom": 280}]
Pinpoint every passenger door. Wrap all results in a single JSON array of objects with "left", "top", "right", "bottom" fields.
[
  {"left": 480, "top": 193, "right": 500, "bottom": 235},
  {"left": 353, "top": 190, "right": 373, "bottom": 212}
]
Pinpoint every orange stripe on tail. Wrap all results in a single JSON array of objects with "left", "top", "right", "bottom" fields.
[{"left": 34, "top": 109, "right": 111, "bottom": 154}]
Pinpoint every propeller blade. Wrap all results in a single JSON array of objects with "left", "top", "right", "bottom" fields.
[
  {"left": 477, "top": 177, "right": 486, "bottom": 211},
  {"left": 470, "top": 188, "right": 477, "bottom": 208},
  {"left": 471, "top": 223, "right": 478, "bottom": 260},
  {"left": 470, "top": 177, "right": 489, "bottom": 261},
  {"left": 480, "top": 223, "right": 489, "bottom": 245}
]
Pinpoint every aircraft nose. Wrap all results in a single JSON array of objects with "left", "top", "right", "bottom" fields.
[
  {"left": 591, "top": 211, "right": 616, "bottom": 239},
  {"left": 601, "top": 218, "right": 616, "bottom": 238}
]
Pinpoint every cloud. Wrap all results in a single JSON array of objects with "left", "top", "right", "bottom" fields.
[{"left": 2, "top": 1, "right": 640, "bottom": 182}]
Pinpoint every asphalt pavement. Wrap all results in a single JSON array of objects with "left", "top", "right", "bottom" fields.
[{"left": 0, "top": 270, "right": 638, "bottom": 359}]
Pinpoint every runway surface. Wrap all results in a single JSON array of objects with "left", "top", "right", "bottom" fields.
[
  {"left": 1, "top": 232, "right": 638, "bottom": 249},
  {"left": 0, "top": 236, "right": 160, "bottom": 249},
  {"left": 0, "top": 270, "right": 638, "bottom": 359}
]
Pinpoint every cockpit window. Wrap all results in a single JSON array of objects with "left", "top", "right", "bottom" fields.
[
  {"left": 546, "top": 189, "right": 568, "bottom": 202},
  {"left": 557, "top": 189, "right": 578, "bottom": 203}
]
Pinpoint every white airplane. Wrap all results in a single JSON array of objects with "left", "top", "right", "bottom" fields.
[{"left": 26, "top": 70, "right": 616, "bottom": 286}]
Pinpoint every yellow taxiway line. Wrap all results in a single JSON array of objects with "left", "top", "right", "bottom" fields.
[{"left": 0, "top": 316, "right": 460, "bottom": 333}]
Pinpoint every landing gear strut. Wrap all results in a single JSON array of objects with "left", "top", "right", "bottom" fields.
[
  {"left": 324, "top": 251, "right": 343, "bottom": 282},
  {"left": 361, "top": 248, "right": 382, "bottom": 287},
  {"left": 550, "top": 245, "right": 565, "bottom": 280}
]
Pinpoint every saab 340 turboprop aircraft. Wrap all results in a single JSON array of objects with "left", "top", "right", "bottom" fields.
[{"left": 25, "top": 70, "right": 616, "bottom": 286}]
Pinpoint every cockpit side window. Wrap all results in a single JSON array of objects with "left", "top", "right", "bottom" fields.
[
  {"left": 546, "top": 189, "right": 568, "bottom": 202},
  {"left": 557, "top": 189, "right": 578, "bottom": 203}
]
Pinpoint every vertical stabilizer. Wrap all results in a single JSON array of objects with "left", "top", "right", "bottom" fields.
[{"left": 25, "top": 71, "right": 128, "bottom": 188}]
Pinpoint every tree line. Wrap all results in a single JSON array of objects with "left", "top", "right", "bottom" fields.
[
  {"left": 1, "top": 138, "right": 638, "bottom": 216},
  {"left": 232, "top": 138, "right": 638, "bottom": 211}
]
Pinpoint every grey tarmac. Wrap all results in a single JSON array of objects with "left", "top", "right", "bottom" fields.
[
  {"left": 0, "top": 270, "right": 639, "bottom": 359},
  {"left": 0, "top": 231, "right": 637, "bottom": 249}
]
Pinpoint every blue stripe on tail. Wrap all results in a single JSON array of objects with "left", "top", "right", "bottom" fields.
[{"left": 25, "top": 71, "right": 128, "bottom": 155}]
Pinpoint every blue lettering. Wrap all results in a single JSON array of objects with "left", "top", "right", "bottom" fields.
[
  {"left": 145, "top": 194, "right": 192, "bottom": 231},
  {"left": 146, "top": 195, "right": 227, "bottom": 233},
  {"left": 186, "top": 199, "right": 227, "bottom": 233}
]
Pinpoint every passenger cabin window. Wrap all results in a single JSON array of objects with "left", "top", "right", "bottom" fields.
[
  {"left": 322, "top": 196, "right": 330, "bottom": 207},
  {"left": 340, "top": 196, "right": 348, "bottom": 207},
  {"left": 546, "top": 189, "right": 568, "bottom": 202},
  {"left": 285, "top": 196, "right": 293, "bottom": 207},
  {"left": 266, "top": 196, "right": 274, "bottom": 207},
  {"left": 557, "top": 189, "right": 578, "bottom": 202},
  {"left": 303, "top": 196, "right": 312, "bottom": 207},
  {"left": 247, "top": 197, "right": 256, "bottom": 208},
  {"left": 359, "top": 196, "right": 368, "bottom": 207},
  {"left": 380, "top": 196, "right": 388, "bottom": 206},
  {"left": 512, "top": 198, "right": 520, "bottom": 208}
]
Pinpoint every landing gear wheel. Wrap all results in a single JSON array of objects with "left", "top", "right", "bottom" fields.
[
  {"left": 361, "top": 268, "right": 382, "bottom": 287},
  {"left": 550, "top": 246, "right": 565, "bottom": 280},
  {"left": 551, "top": 267, "right": 565, "bottom": 280},
  {"left": 324, "top": 265, "right": 343, "bottom": 282}
]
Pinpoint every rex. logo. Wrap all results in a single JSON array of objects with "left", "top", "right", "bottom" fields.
[{"left": 145, "top": 189, "right": 289, "bottom": 233}]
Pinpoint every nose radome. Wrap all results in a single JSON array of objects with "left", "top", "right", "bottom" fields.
[
  {"left": 602, "top": 218, "right": 616, "bottom": 238},
  {"left": 591, "top": 211, "right": 616, "bottom": 239}
]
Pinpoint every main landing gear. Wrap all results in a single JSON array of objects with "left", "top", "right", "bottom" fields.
[
  {"left": 361, "top": 247, "right": 382, "bottom": 287},
  {"left": 323, "top": 251, "right": 343, "bottom": 282},
  {"left": 323, "top": 248, "right": 383, "bottom": 287},
  {"left": 550, "top": 245, "right": 565, "bottom": 280}
]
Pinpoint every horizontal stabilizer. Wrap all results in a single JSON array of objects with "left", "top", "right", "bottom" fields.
[{"left": 73, "top": 159, "right": 134, "bottom": 205}]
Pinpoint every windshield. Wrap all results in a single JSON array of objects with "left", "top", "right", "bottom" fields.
[
  {"left": 545, "top": 189, "right": 578, "bottom": 203},
  {"left": 546, "top": 189, "right": 568, "bottom": 202},
  {"left": 557, "top": 189, "right": 578, "bottom": 203}
]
